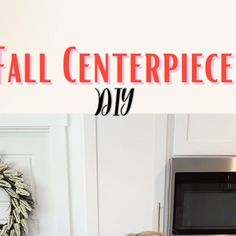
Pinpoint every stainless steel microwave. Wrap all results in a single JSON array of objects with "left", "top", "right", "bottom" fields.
[{"left": 167, "top": 157, "right": 236, "bottom": 236}]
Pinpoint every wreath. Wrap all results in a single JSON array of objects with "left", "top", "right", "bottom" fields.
[{"left": 0, "top": 161, "right": 34, "bottom": 236}]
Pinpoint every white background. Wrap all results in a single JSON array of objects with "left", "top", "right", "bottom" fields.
[{"left": 1, "top": 0, "right": 236, "bottom": 113}]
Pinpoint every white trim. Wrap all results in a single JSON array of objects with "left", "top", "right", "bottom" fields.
[
  {"left": 152, "top": 115, "right": 168, "bottom": 232},
  {"left": 0, "top": 114, "right": 68, "bottom": 127},
  {"left": 163, "top": 115, "right": 175, "bottom": 236},
  {"left": 84, "top": 115, "right": 99, "bottom": 236},
  {"left": 49, "top": 125, "right": 71, "bottom": 236},
  {"left": 67, "top": 114, "right": 88, "bottom": 236},
  {"left": 0, "top": 127, "right": 49, "bottom": 133}
]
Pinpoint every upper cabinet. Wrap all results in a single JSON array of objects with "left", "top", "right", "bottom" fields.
[{"left": 173, "top": 114, "right": 236, "bottom": 155}]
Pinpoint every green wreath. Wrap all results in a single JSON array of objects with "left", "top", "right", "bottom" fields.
[{"left": 0, "top": 161, "right": 34, "bottom": 236}]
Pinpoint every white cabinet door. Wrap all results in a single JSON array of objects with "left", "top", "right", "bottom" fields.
[
  {"left": 174, "top": 114, "right": 236, "bottom": 155},
  {"left": 89, "top": 115, "right": 168, "bottom": 236},
  {"left": 0, "top": 115, "right": 71, "bottom": 236}
]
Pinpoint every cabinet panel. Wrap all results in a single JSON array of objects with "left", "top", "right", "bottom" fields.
[
  {"left": 0, "top": 133, "right": 55, "bottom": 235},
  {"left": 174, "top": 114, "right": 236, "bottom": 155},
  {"left": 0, "top": 115, "right": 71, "bottom": 236},
  {"left": 95, "top": 115, "right": 167, "bottom": 236}
]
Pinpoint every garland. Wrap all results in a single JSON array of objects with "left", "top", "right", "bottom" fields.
[{"left": 0, "top": 161, "right": 34, "bottom": 236}]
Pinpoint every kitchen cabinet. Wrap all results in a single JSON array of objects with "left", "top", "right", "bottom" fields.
[
  {"left": 173, "top": 114, "right": 236, "bottom": 155},
  {"left": 87, "top": 115, "right": 168, "bottom": 236}
]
